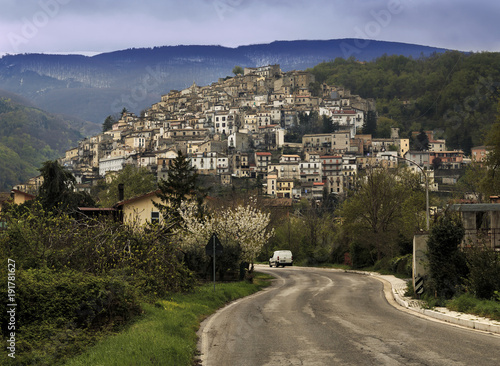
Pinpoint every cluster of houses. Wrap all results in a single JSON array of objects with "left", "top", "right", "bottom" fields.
[
  {"left": 5, "top": 64, "right": 500, "bottom": 251},
  {"left": 11, "top": 64, "right": 478, "bottom": 204}
]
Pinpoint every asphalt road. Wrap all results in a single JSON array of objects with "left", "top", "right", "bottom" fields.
[{"left": 197, "top": 265, "right": 500, "bottom": 366}]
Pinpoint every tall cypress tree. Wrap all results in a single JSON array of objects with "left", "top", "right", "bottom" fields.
[
  {"left": 362, "top": 110, "right": 377, "bottom": 136},
  {"left": 38, "top": 160, "right": 94, "bottom": 213}
]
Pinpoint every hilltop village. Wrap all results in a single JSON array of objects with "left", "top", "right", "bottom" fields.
[{"left": 16, "top": 64, "right": 470, "bottom": 201}]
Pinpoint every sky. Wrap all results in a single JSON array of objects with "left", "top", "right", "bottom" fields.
[{"left": 1, "top": 0, "right": 499, "bottom": 57}]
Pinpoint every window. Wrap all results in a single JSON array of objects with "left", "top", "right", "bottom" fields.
[{"left": 151, "top": 211, "right": 160, "bottom": 224}]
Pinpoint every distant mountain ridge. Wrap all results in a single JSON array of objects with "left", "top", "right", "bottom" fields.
[{"left": 0, "top": 39, "right": 450, "bottom": 124}]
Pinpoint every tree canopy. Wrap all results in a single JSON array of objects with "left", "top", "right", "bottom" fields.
[
  {"left": 232, "top": 65, "right": 244, "bottom": 75},
  {"left": 456, "top": 100, "right": 500, "bottom": 200},
  {"left": 96, "top": 165, "right": 157, "bottom": 207},
  {"left": 37, "top": 160, "right": 94, "bottom": 213},
  {"left": 338, "top": 166, "right": 425, "bottom": 265},
  {"left": 102, "top": 115, "right": 117, "bottom": 132}
]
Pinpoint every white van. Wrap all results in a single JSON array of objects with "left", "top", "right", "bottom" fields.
[{"left": 269, "top": 250, "right": 293, "bottom": 267}]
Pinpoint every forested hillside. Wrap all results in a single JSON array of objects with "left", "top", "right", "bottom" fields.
[
  {"left": 0, "top": 94, "right": 90, "bottom": 191},
  {"left": 0, "top": 39, "right": 447, "bottom": 123},
  {"left": 309, "top": 51, "right": 500, "bottom": 154}
]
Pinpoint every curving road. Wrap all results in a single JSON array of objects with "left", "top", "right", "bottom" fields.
[{"left": 197, "top": 265, "right": 500, "bottom": 366}]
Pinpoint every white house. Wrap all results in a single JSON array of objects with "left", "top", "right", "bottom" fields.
[{"left": 99, "top": 155, "right": 125, "bottom": 176}]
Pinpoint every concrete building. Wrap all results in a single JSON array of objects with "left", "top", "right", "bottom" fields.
[{"left": 450, "top": 203, "right": 500, "bottom": 250}]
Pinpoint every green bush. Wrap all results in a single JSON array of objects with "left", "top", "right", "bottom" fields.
[
  {"left": 182, "top": 239, "right": 242, "bottom": 281},
  {"left": 0, "top": 199, "right": 197, "bottom": 364},
  {"left": 390, "top": 254, "right": 413, "bottom": 277},
  {"left": 18, "top": 268, "right": 139, "bottom": 327},
  {"left": 0, "top": 268, "right": 141, "bottom": 365},
  {"left": 463, "top": 244, "right": 500, "bottom": 299},
  {"left": 404, "top": 279, "right": 414, "bottom": 297},
  {"left": 0, "top": 206, "right": 195, "bottom": 296},
  {"left": 426, "top": 214, "right": 467, "bottom": 299},
  {"left": 305, "top": 246, "right": 331, "bottom": 265},
  {"left": 349, "top": 241, "right": 373, "bottom": 269}
]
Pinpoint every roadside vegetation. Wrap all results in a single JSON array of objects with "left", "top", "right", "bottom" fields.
[
  {"left": 415, "top": 212, "right": 500, "bottom": 321},
  {"left": 65, "top": 274, "right": 272, "bottom": 366},
  {"left": 446, "top": 293, "right": 500, "bottom": 321}
]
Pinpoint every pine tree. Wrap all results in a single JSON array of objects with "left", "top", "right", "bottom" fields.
[{"left": 153, "top": 151, "right": 204, "bottom": 227}]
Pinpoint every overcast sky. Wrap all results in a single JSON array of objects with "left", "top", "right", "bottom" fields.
[{"left": 1, "top": 0, "right": 499, "bottom": 57}]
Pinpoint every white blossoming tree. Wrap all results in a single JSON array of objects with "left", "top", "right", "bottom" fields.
[
  {"left": 222, "top": 204, "right": 274, "bottom": 271},
  {"left": 176, "top": 199, "right": 274, "bottom": 274},
  {"left": 177, "top": 200, "right": 213, "bottom": 249}
]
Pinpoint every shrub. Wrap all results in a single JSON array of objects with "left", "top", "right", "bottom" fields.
[
  {"left": 0, "top": 207, "right": 195, "bottom": 297},
  {"left": 426, "top": 214, "right": 467, "bottom": 299},
  {"left": 390, "top": 254, "right": 413, "bottom": 277},
  {"left": 349, "top": 241, "right": 373, "bottom": 269},
  {"left": 181, "top": 239, "right": 241, "bottom": 281},
  {"left": 0, "top": 268, "right": 141, "bottom": 365},
  {"left": 18, "top": 268, "right": 140, "bottom": 328},
  {"left": 463, "top": 244, "right": 500, "bottom": 299}
]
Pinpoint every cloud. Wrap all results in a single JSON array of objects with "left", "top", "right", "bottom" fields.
[{"left": 0, "top": 0, "right": 499, "bottom": 55}]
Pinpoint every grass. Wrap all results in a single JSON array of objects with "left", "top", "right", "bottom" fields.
[
  {"left": 64, "top": 273, "right": 273, "bottom": 366},
  {"left": 446, "top": 293, "right": 500, "bottom": 321}
]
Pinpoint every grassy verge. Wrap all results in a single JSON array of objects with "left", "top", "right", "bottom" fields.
[
  {"left": 64, "top": 273, "right": 273, "bottom": 366},
  {"left": 446, "top": 293, "right": 500, "bottom": 321}
]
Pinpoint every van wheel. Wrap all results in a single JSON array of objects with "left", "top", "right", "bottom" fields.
[{"left": 269, "top": 262, "right": 272, "bottom": 267}]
